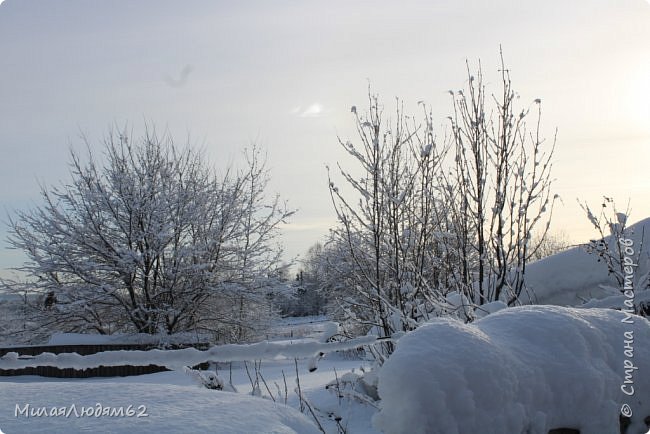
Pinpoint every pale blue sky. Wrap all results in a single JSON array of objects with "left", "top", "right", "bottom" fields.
[{"left": 1, "top": 0, "right": 649, "bottom": 276}]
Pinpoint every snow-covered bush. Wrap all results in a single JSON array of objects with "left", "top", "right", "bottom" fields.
[
  {"left": 184, "top": 366, "right": 238, "bottom": 392},
  {"left": 374, "top": 305, "right": 650, "bottom": 434},
  {"left": 518, "top": 214, "right": 650, "bottom": 317},
  {"left": 326, "top": 368, "right": 380, "bottom": 403},
  {"left": 578, "top": 201, "right": 650, "bottom": 316}
]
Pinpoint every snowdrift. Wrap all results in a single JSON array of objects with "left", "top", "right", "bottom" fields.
[
  {"left": 523, "top": 217, "right": 650, "bottom": 306},
  {"left": 374, "top": 305, "right": 650, "bottom": 434},
  {"left": 0, "top": 382, "right": 320, "bottom": 434}
]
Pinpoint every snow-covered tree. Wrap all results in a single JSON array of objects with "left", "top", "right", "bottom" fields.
[
  {"left": 3, "top": 127, "right": 294, "bottom": 340},
  {"left": 325, "top": 55, "right": 557, "bottom": 349},
  {"left": 327, "top": 91, "right": 451, "bottom": 352},
  {"left": 446, "top": 54, "right": 557, "bottom": 305}
]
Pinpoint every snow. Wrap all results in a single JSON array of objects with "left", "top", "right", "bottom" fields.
[
  {"left": 473, "top": 300, "right": 507, "bottom": 319},
  {"left": 2, "top": 306, "right": 650, "bottom": 433},
  {"left": 522, "top": 217, "right": 650, "bottom": 306},
  {"left": 0, "top": 334, "right": 379, "bottom": 371},
  {"left": 266, "top": 316, "right": 335, "bottom": 342},
  {"left": 523, "top": 244, "right": 612, "bottom": 305},
  {"left": 0, "top": 381, "right": 321, "bottom": 434},
  {"left": 0, "top": 354, "right": 378, "bottom": 434},
  {"left": 5, "top": 211, "right": 650, "bottom": 434},
  {"left": 0, "top": 315, "right": 381, "bottom": 433},
  {"left": 374, "top": 305, "right": 650, "bottom": 434}
]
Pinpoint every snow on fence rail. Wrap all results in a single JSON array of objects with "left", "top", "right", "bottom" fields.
[
  {"left": 0, "top": 335, "right": 382, "bottom": 371},
  {"left": 0, "top": 342, "right": 211, "bottom": 377}
]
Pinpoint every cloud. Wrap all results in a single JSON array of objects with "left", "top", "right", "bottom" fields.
[
  {"left": 300, "top": 103, "right": 323, "bottom": 117},
  {"left": 290, "top": 103, "right": 328, "bottom": 118}
]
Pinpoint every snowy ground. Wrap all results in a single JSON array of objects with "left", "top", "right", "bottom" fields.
[
  {"left": 1, "top": 380, "right": 319, "bottom": 434},
  {"left": 0, "top": 317, "right": 380, "bottom": 434},
  {"left": 2, "top": 309, "right": 650, "bottom": 433}
]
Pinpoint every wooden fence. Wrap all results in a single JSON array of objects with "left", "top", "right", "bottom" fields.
[{"left": 0, "top": 343, "right": 210, "bottom": 378}]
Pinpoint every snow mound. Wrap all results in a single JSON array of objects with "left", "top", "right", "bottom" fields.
[
  {"left": 0, "top": 382, "right": 320, "bottom": 434},
  {"left": 374, "top": 305, "right": 650, "bottom": 434},
  {"left": 523, "top": 217, "right": 650, "bottom": 306}
]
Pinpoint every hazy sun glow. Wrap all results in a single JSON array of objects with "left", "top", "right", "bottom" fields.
[{"left": 628, "top": 61, "right": 650, "bottom": 137}]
